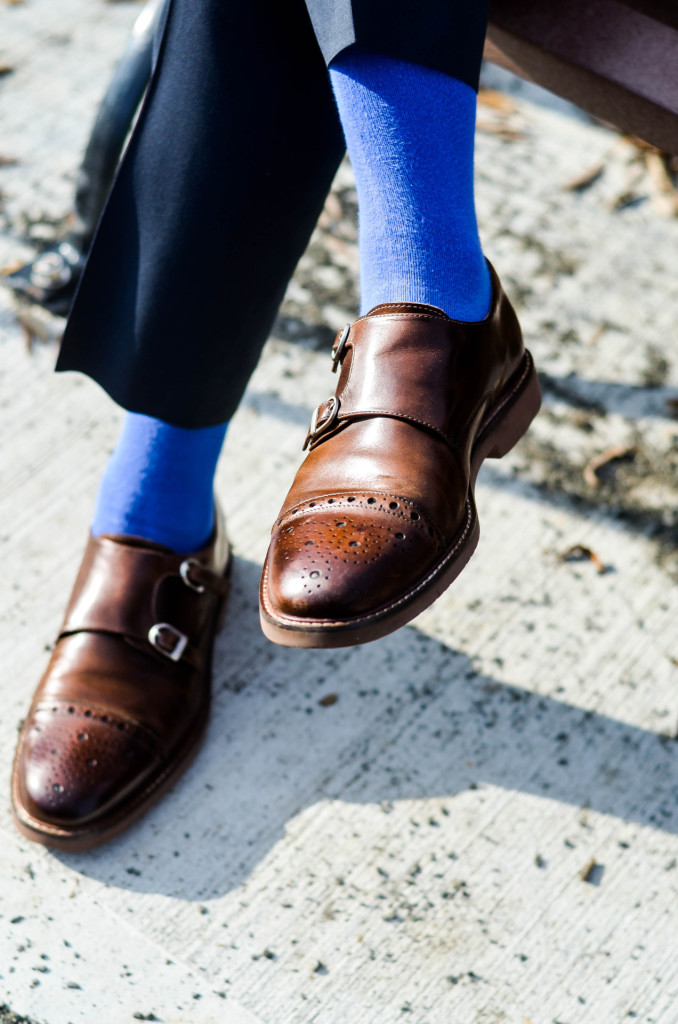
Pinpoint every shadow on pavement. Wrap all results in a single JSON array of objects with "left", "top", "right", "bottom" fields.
[{"left": 54, "top": 554, "right": 678, "bottom": 902}]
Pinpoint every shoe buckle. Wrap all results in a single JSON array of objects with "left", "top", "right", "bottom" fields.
[
  {"left": 180, "top": 558, "right": 206, "bottom": 593},
  {"left": 148, "top": 622, "right": 189, "bottom": 662},
  {"left": 331, "top": 323, "right": 350, "bottom": 373},
  {"left": 303, "top": 395, "right": 340, "bottom": 450}
]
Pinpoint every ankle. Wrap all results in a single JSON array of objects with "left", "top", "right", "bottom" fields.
[{"left": 91, "top": 413, "right": 227, "bottom": 554}]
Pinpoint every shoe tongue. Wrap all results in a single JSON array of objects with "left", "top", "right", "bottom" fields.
[{"left": 363, "top": 300, "right": 451, "bottom": 320}]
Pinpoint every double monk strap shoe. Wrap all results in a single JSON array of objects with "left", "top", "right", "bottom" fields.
[
  {"left": 12, "top": 507, "right": 231, "bottom": 850},
  {"left": 260, "top": 264, "right": 541, "bottom": 648}
]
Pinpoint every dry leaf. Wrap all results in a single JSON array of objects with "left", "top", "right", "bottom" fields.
[
  {"left": 623, "top": 134, "right": 661, "bottom": 154},
  {"left": 645, "top": 150, "right": 675, "bottom": 191},
  {"left": 20, "top": 322, "right": 34, "bottom": 352},
  {"left": 478, "top": 89, "right": 518, "bottom": 114},
  {"left": 561, "top": 545, "right": 608, "bottom": 574},
  {"left": 1, "top": 259, "right": 25, "bottom": 275},
  {"left": 666, "top": 397, "right": 678, "bottom": 418},
  {"left": 0, "top": 155, "right": 18, "bottom": 166},
  {"left": 476, "top": 120, "right": 525, "bottom": 142},
  {"left": 583, "top": 445, "right": 635, "bottom": 487},
  {"left": 0, "top": 64, "right": 15, "bottom": 75},
  {"left": 609, "top": 190, "right": 641, "bottom": 212},
  {"left": 319, "top": 693, "right": 338, "bottom": 707},
  {"left": 587, "top": 324, "right": 608, "bottom": 346},
  {"left": 579, "top": 858, "right": 601, "bottom": 883},
  {"left": 645, "top": 150, "right": 678, "bottom": 217},
  {"left": 14, "top": 306, "right": 62, "bottom": 350},
  {"left": 564, "top": 162, "right": 605, "bottom": 193}
]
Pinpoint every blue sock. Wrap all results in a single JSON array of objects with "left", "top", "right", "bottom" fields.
[
  {"left": 329, "top": 50, "right": 491, "bottom": 321},
  {"left": 91, "top": 413, "right": 228, "bottom": 553}
]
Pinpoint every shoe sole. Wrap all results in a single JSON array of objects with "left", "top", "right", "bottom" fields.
[
  {"left": 11, "top": 556, "right": 232, "bottom": 852},
  {"left": 260, "top": 351, "right": 541, "bottom": 649}
]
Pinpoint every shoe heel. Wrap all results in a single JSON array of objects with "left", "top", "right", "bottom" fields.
[{"left": 485, "top": 356, "right": 541, "bottom": 459}]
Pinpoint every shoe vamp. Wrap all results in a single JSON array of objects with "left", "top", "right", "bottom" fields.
[
  {"left": 288, "top": 417, "right": 469, "bottom": 534},
  {"left": 33, "top": 631, "right": 205, "bottom": 745}
]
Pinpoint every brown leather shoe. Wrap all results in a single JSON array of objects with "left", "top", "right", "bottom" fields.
[
  {"left": 260, "top": 265, "right": 540, "bottom": 648},
  {"left": 12, "top": 508, "right": 231, "bottom": 850}
]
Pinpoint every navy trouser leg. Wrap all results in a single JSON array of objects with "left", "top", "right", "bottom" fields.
[
  {"left": 58, "top": 0, "right": 346, "bottom": 428},
  {"left": 58, "top": 0, "right": 490, "bottom": 428},
  {"left": 306, "top": 0, "right": 489, "bottom": 91}
]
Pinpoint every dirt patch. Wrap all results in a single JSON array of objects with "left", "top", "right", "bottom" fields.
[
  {"left": 513, "top": 404, "right": 678, "bottom": 578},
  {"left": 0, "top": 1007, "right": 42, "bottom": 1024}
]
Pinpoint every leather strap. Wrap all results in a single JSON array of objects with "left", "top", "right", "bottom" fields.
[
  {"left": 307, "top": 264, "right": 522, "bottom": 454},
  {"left": 312, "top": 313, "right": 495, "bottom": 450},
  {"left": 60, "top": 536, "right": 224, "bottom": 670}
]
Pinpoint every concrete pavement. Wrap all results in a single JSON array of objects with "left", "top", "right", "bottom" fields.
[{"left": 2, "top": 3, "right": 678, "bottom": 1022}]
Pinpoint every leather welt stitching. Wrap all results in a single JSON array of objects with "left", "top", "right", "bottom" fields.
[
  {"left": 279, "top": 490, "right": 427, "bottom": 520},
  {"left": 262, "top": 499, "right": 474, "bottom": 627},
  {"left": 333, "top": 410, "right": 454, "bottom": 445},
  {"left": 354, "top": 312, "right": 450, "bottom": 324},
  {"left": 277, "top": 493, "right": 444, "bottom": 543},
  {"left": 364, "top": 303, "right": 447, "bottom": 313},
  {"left": 339, "top": 409, "right": 441, "bottom": 431},
  {"left": 476, "top": 352, "right": 532, "bottom": 440}
]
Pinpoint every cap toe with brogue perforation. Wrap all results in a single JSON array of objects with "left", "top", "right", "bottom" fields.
[
  {"left": 12, "top": 509, "right": 231, "bottom": 850},
  {"left": 18, "top": 703, "right": 159, "bottom": 826},
  {"left": 260, "top": 264, "right": 541, "bottom": 648},
  {"left": 267, "top": 491, "right": 445, "bottom": 621}
]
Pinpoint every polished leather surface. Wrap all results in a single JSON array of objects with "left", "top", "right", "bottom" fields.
[
  {"left": 262, "top": 264, "right": 525, "bottom": 627},
  {"left": 13, "top": 509, "right": 230, "bottom": 839}
]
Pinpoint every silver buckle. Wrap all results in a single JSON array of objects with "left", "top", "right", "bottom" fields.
[
  {"left": 303, "top": 395, "right": 340, "bottom": 450},
  {"left": 148, "top": 623, "right": 188, "bottom": 662},
  {"left": 180, "top": 558, "right": 205, "bottom": 593},
  {"left": 331, "top": 323, "right": 350, "bottom": 373}
]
